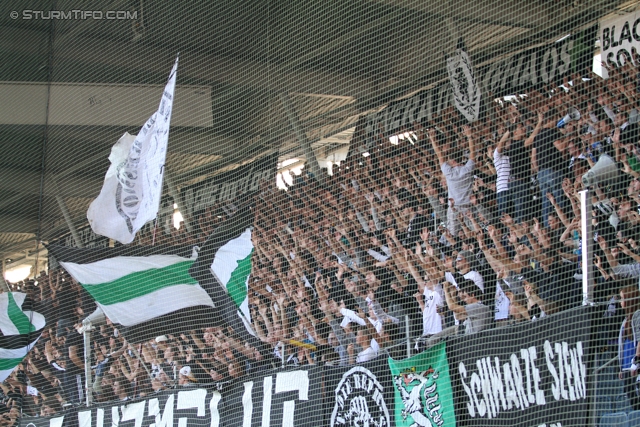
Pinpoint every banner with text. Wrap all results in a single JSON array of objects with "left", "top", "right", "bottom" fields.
[
  {"left": 20, "top": 307, "right": 594, "bottom": 427},
  {"left": 599, "top": 10, "right": 640, "bottom": 78},
  {"left": 447, "top": 306, "right": 592, "bottom": 427},
  {"left": 21, "top": 367, "right": 323, "bottom": 427},
  {"left": 180, "top": 152, "right": 277, "bottom": 217},
  {"left": 324, "top": 356, "right": 396, "bottom": 427},
  {"left": 361, "top": 28, "right": 595, "bottom": 139}
]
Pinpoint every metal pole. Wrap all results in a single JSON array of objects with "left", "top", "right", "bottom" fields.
[
  {"left": 55, "top": 194, "right": 84, "bottom": 248},
  {"left": 281, "top": 343, "right": 286, "bottom": 368},
  {"left": 579, "top": 190, "right": 594, "bottom": 305},
  {"left": 130, "top": 346, "right": 153, "bottom": 380},
  {"left": 279, "top": 93, "right": 325, "bottom": 185},
  {"left": 0, "top": 259, "right": 10, "bottom": 293},
  {"left": 83, "top": 326, "right": 93, "bottom": 406},
  {"left": 405, "top": 315, "right": 411, "bottom": 358}
]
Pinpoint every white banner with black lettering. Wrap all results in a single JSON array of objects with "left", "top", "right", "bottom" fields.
[{"left": 599, "top": 10, "right": 640, "bottom": 78}]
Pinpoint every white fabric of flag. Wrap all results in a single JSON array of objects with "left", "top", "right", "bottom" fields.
[
  {"left": 59, "top": 254, "right": 214, "bottom": 327},
  {"left": 0, "top": 292, "right": 45, "bottom": 383},
  {"left": 87, "top": 57, "right": 178, "bottom": 244},
  {"left": 210, "top": 228, "right": 254, "bottom": 335}
]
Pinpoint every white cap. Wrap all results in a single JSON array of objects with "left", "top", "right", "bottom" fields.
[
  {"left": 155, "top": 335, "right": 168, "bottom": 343},
  {"left": 179, "top": 366, "right": 197, "bottom": 382}
]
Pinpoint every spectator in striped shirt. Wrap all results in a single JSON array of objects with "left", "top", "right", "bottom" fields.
[{"left": 493, "top": 112, "right": 543, "bottom": 224}]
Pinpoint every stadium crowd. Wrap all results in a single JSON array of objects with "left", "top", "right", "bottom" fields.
[{"left": 3, "top": 61, "right": 640, "bottom": 421}]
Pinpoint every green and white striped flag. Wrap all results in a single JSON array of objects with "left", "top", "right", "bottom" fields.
[
  {"left": 0, "top": 292, "right": 45, "bottom": 383},
  {"left": 210, "top": 227, "right": 254, "bottom": 335},
  {"left": 48, "top": 245, "right": 218, "bottom": 342},
  {"left": 189, "top": 206, "right": 257, "bottom": 340}
]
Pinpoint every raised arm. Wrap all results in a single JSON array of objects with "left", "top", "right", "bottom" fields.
[
  {"left": 427, "top": 128, "right": 445, "bottom": 166},
  {"left": 546, "top": 192, "right": 571, "bottom": 229},
  {"left": 442, "top": 280, "right": 466, "bottom": 319},
  {"left": 524, "top": 111, "right": 544, "bottom": 148},
  {"left": 462, "top": 125, "right": 476, "bottom": 162},
  {"left": 496, "top": 130, "right": 510, "bottom": 154}
]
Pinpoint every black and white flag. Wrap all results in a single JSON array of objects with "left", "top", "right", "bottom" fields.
[
  {"left": 87, "top": 56, "right": 178, "bottom": 244},
  {"left": 446, "top": 48, "right": 481, "bottom": 123}
]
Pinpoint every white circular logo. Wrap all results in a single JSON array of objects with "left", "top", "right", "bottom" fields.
[{"left": 330, "top": 366, "right": 390, "bottom": 427}]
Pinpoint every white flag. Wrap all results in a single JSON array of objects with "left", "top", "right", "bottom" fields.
[{"left": 88, "top": 57, "right": 178, "bottom": 244}]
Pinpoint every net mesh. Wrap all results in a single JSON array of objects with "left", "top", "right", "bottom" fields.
[{"left": 0, "top": 0, "right": 637, "bottom": 426}]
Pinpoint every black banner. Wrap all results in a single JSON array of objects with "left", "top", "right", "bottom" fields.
[
  {"left": 221, "top": 366, "right": 324, "bottom": 427},
  {"left": 323, "top": 356, "right": 396, "bottom": 427},
  {"left": 447, "top": 306, "right": 593, "bottom": 427},
  {"left": 21, "top": 367, "right": 323, "bottom": 427},
  {"left": 20, "top": 307, "right": 596, "bottom": 427},
  {"left": 362, "top": 28, "right": 596, "bottom": 138},
  {"left": 48, "top": 225, "right": 110, "bottom": 250},
  {"left": 180, "top": 152, "right": 278, "bottom": 216}
]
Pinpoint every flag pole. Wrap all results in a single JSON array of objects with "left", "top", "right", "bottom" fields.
[
  {"left": 83, "top": 326, "right": 93, "bottom": 406},
  {"left": 152, "top": 219, "right": 158, "bottom": 246},
  {"left": 579, "top": 189, "right": 594, "bottom": 304},
  {"left": 129, "top": 345, "right": 153, "bottom": 381}
]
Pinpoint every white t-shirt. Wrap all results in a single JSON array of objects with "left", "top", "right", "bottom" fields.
[
  {"left": 357, "top": 346, "right": 378, "bottom": 363},
  {"left": 422, "top": 286, "right": 444, "bottom": 335},
  {"left": 495, "top": 281, "right": 510, "bottom": 321},
  {"left": 445, "top": 270, "right": 485, "bottom": 294},
  {"left": 493, "top": 148, "right": 511, "bottom": 194},
  {"left": 445, "top": 271, "right": 484, "bottom": 326},
  {"left": 441, "top": 159, "right": 475, "bottom": 206}
]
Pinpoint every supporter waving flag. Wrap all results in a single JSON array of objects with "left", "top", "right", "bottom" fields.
[
  {"left": 0, "top": 292, "right": 45, "bottom": 383},
  {"left": 47, "top": 244, "right": 217, "bottom": 342}
]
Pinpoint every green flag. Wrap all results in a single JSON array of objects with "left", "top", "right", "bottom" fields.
[{"left": 388, "top": 342, "right": 456, "bottom": 427}]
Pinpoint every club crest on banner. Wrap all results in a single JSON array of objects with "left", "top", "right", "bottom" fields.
[
  {"left": 393, "top": 367, "right": 444, "bottom": 427},
  {"left": 447, "top": 48, "right": 481, "bottom": 123},
  {"left": 330, "top": 366, "right": 390, "bottom": 427}
]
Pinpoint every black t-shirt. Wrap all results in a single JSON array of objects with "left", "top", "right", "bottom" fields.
[
  {"left": 506, "top": 138, "right": 531, "bottom": 180},
  {"left": 36, "top": 298, "right": 58, "bottom": 327},
  {"left": 299, "top": 249, "right": 318, "bottom": 276},
  {"left": 621, "top": 122, "right": 639, "bottom": 146},
  {"left": 329, "top": 279, "right": 358, "bottom": 310},
  {"left": 31, "top": 372, "right": 58, "bottom": 399},
  {"left": 64, "top": 331, "right": 84, "bottom": 375},
  {"left": 402, "top": 214, "right": 429, "bottom": 247},
  {"left": 546, "top": 261, "right": 581, "bottom": 310},
  {"left": 79, "top": 290, "right": 97, "bottom": 318},
  {"left": 534, "top": 128, "right": 564, "bottom": 172},
  {"left": 56, "top": 288, "right": 78, "bottom": 321}
]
